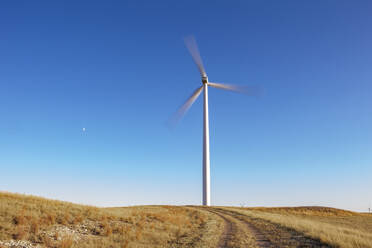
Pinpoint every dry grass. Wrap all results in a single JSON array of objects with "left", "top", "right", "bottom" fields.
[
  {"left": 0, "top": 191, "right": 210, "bottom": 247},
  {"left": 225, "top": 206, "right": 372, "bottom": 248},
  {"left": 2, "top": 191, "right": 371, "bottom": 248},
  {"left": 58, "top": 236, "right": 74, "bottom": 248},
  {"left": 251, "top": 206, "right": 357, "bottom": 217}
]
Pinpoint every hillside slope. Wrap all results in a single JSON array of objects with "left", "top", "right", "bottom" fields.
[
  {"left": 0, "top": 192, "right": 221, "bottom": 248},
  {"left": 1, "top": 191, "right": 371, "bottom": 248}
]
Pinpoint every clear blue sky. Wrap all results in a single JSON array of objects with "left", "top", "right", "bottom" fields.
[{"left": 1, "top": 1, "right": 371, "bottom": 211}]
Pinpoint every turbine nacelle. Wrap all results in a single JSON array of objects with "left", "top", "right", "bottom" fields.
[{"left": 202, "top": 76, "right": 208, "bottom": 84}]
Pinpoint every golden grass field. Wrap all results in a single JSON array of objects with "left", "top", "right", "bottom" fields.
[
  {"left": 223, "top": 206, "right": 372, "bottom": 248},
  {"left": 0, "top": 191, "right": 371, "bottom": 248}
]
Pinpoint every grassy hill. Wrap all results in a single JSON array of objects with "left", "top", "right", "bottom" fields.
[
  {"left": 0, "top": 192, "right": 221, "bottom": 248},
  {"left": 1, "top": 191, "right": 371, "bottom": 248}
]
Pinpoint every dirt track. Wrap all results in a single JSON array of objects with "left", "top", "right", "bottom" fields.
[{"left": 195, "top": 207, "right": 332, "bottom": 248}]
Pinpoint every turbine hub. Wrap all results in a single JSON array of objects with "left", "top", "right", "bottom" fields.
[{"left": 202, "top": 76, "right": 208, "bottom": 84}]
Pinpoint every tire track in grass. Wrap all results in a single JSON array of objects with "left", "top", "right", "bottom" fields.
[
  {"left": 214, "top": 208, "right": 332, "bottom": 248},
  {"left": 207, "top": 209, "right": 236, "bottom": 248},
  {"left": 195, "top": 207, "right": 258, "bottom": 248}
]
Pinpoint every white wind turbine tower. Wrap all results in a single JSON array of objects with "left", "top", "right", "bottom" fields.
[{"left": 173, "top": 36, "right": 258, "bottom": 206}]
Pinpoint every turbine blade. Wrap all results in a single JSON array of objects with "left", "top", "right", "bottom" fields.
[
  {"left": 208, "top": 82, "right": 262, "bottom": 96},
  {"left": 169, "top": 86, "right": 204, "bottom": 126},
  {"left": 184, "top": 35, "right": 206, "bottom": 77}
]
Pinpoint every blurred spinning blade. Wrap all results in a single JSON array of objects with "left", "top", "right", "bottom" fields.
[
  {"left": 208, "top": 82, "right": 262, "bottom": 96},
  {"left": 184, "top": 35, "right": 206, "bottom": 77},
  {"left": 169, "top": 86, "right": 204, "bottom": 126}
]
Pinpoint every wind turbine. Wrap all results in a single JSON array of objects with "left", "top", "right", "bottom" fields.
[{"left": 173, "top": 36, "right": 258, "bottom": 206}]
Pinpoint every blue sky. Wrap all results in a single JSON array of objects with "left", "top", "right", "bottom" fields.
[{"left": 1, "top": 1, "right": 372, "bottom": 211}]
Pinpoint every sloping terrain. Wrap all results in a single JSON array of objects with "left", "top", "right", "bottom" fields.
[
  {"left": 1, "top": 191, "right": 372, "bottom": 248},
  {"left": 0, "top": 192, "right": 221, "bottom": 248}
]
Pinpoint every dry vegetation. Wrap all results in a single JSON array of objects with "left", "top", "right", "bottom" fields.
[
  {"left": 1, "top": 192, "right": 372, "bottom": 248},
  {"left": 0, "top": 192, "right": 220, "bottom": 248},
  {"left": 224, "top": 206, "right": 372, "bottom": 248}
]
